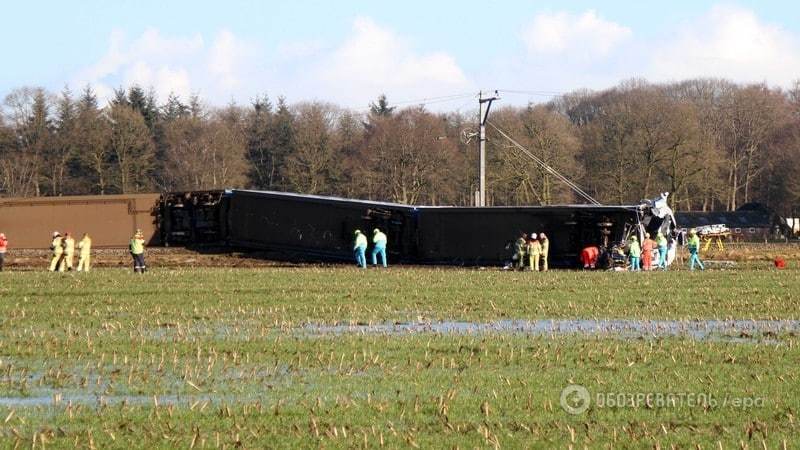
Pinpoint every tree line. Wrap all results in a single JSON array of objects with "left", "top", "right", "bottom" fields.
[{"left": 1, "top": 78, "right": 798, "bottom": 215}]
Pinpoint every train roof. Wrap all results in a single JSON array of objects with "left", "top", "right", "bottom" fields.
[{"left": 229, "top": 189, "right": 642, "bottom": 212}]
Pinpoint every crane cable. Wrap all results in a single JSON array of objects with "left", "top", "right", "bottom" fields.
[{"left": 486, "top": 121, "right": 601, "bottom": 205}]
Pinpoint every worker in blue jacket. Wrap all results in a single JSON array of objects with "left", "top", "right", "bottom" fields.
[
  {"left": 353, "top": 230, "right": 367, "bottom": 269},
  {"left": 371, "top": 228, "right": 388, "bottom": 268}
]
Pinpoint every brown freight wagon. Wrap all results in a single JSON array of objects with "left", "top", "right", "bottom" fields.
[{"left": 0, "top": 194, "right": 161, "bottom": 249}]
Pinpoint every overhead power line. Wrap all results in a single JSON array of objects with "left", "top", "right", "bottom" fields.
[
  {"left": 496, "top": 89, "right": 566, "bottom": 97},
  {"left": 486, "top": 121, "right": 601, "bottom": 205}
]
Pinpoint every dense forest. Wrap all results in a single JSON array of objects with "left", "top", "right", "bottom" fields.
[{"left": 1, "top": 78, "right": 798, "bottom": 215}]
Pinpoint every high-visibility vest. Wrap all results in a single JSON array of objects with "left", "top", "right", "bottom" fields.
[
  {"left": 688, "top": 235, "right": 700, "bottom": 251},
  {"left": 51, "top": 237, "right": 64, "bottom": 255},
  {"left": 130, "top": 238, "right": 145, "bottom": 255},
  {"left": 64, "top": 237, "right": 75, "bottom": 255},
  {"left": 78, "top": 237, "right": 92, "bottom": 256}
]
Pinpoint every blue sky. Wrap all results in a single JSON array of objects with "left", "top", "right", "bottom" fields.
[{"left": 2, "top": 0, "right": 799, "bottom": 109}]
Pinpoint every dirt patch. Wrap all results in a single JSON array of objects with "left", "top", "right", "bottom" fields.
[
  {"left": 2, "top": 247, "right": 307, "bottom": 270},
  {"left": 694, "top": 242, "right": 800, "bottom": 262}
]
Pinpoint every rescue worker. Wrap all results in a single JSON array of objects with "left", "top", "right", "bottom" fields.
[
  {"left": 63, "top": 232, "right": 76, "bottom": 271},
  {"left": 49, "top": 232, "right": 65, "bottom": 272},
  {"left": 580, "top": 245, "right": 600, "bottom": 269},
  {"left": 77, "top": 233, "right": 92, "bottom": 272},
  {"left": 0, "top": 233, "right": 7, "bottom": 272},
  {"left": 642, "top": 232, "right": 655, "bottom": 271},
  {"left": 129, "top": 229, "right": 146, "bottom": 273},
  {"left": 656, "top": 232, "right": 668, "bottom": 270},
  {"left": 539, "top": 233, "right": 549, "bottom": 271},
  {"left": 528, "top": 233, "right": 542, "bottom": 272},
  {"left": 687, "top": 229, "right": 705, "bottom": 271},
  {"left": 628, "top": 235, "right": 641, "bottom": 271},
  {"left": 353, "top": 230, "right": 367, "bottom": 269},
  {"left": 371, "top": 228, "right": 388, "bottom": 268},
  {"left": 513, "top": 233, "right": 528, "bottom": 270}
]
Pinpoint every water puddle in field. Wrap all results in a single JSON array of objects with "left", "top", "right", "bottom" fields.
[
  {"left": 0, "top": 393, "right": 243, "bottom": 408},
  {"left": 302, "top": 319, "right": 800, "bottom": 342}
]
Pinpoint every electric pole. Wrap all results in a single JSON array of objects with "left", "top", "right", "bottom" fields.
[{"left": 477, "top": 90, "right": 499, "bottom": 206}]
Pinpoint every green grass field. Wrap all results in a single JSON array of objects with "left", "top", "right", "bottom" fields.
[{"left": 0, "top": 266, "right": 798, "bottom": 448}]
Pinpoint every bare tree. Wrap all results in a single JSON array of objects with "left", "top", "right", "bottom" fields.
[
  {"left": 282, "top": 102, "right": 340, "bottom": 195},
  {"left": 107, "top": 104, "right": 155, "bottom": 193}
]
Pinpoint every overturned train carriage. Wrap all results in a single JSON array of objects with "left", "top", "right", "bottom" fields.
[{"left": 223, "top": 189, "right": 663, "bottom": 268}]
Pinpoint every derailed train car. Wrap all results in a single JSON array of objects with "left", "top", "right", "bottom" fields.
[
  {"left": 223, "top": 189, "right": 668, "bottom": 268},
  {"left": 225, "top": 190, "right": 418, "bottom": 261}
]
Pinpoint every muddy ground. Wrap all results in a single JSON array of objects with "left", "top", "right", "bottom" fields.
[
  {"left": 2, "top": 247, "right": 300, "bottom": 270},
  {"left": 2, "top": 242, "right": 798, "bottom": 270}
]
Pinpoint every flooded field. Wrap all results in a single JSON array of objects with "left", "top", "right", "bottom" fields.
[
  {"left": 0, "top": 267, "right": 797, "bottom": 447},
  {"left": 302, "top": 318, "right": 800, "bottom": 341}
]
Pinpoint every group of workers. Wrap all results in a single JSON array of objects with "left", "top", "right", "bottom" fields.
[
  {"left": 622, "top": 229, "right": 704, "bottom": 271},
  {"left": 46, "top": 229, "right": 147, "bottom": 273},
  {"left": 353, "top": 228, "right": 388, "bottom": 268},
  {"left": 512, "top": 232, "right": 550, "bottom": 271},
  {"left": 622, "top": 231, "right": 669, "bottom": 271},
  {"left": 48, "top": 231, "right": 93, "bottom": 272}
]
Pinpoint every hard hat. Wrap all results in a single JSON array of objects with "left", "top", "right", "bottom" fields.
[
  {"left": 0, "top": 233, "right": 5, "bottom": 239},
  {"left": 52, "top": 231, "right": 60, "bottom": 237},
  {"left": 354, "top": 229, "right": 361, "bottom": 235},
  {"left": 373, "top": 228, "right": 379, "bottom": 234},
  {"left": 539, "top": 233, "right": 546, "bottom": 239},
  {"left": 631, "top": 236, "right": 637, "bottom": 241},
  {"left": 645, "top": 232, "right": 650, "bottom": 238},
  {"left": 689, "top": 228, "right": 697, "bottom": 234},
  {"left": 531, "top": 233, "right": 537, "bottom": 239}
]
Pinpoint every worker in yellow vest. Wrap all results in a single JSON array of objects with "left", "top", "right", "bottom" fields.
[
  {"left": 77, "top": 233, "right": 92, "bottom": 272},
  {"left": 129, "top": 229, "right": 146, "bottom": 273},
  {"left": 63, "top": 232, "right": 76, "bottom": 271},
  {"left": 49, "top": 231, "right": 65, "bottom": 272},
  {"left": 528, "top": 233, "right": 542, "bottom": 272},
  {"left": 687, "top": 229, "right": 705, "bottom": 271},
  {"left": 539, "top": 232, "right": 550, "bottom": 271}
]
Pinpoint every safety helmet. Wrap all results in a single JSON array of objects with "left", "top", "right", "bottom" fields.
[
  {"left": 539, "top": 233, "right": 546, "bottom": 239},
  {"left": 0, "top": 233, "right": 5, "bottom": 239},
  {"left": 373, "top": 228, "right": 380, "bottom": 234},
  {"left": 631, "top": 235, "right": 637, "bottom": 241},
  {"left": 645, "top": 232, "right": 650, "bottom": 238},
  {"left": 354, "top": 229, "right": 361, "bottom": 236},
  {"left": 689, "top": 228, "right": 697, "bottom": 235},
  {"left": 52, "top": 231, "right": 60, "bottom": 237},
  {"left": 531, "top": 233, "right": 537, "bottom": 240}
]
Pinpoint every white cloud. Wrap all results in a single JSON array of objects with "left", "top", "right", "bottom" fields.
[
  {"left": 74, "top": 28, "right": 257, "bottom": 106},
  {"left": 307, "top": 17, "right": 471, "bottom": 108},
  {"left": 73, "top": 19, "right": 470, "bottom": 110},
  {"left": 521, "top": 10, "right": 632, "bottom": 59},
  {"left": 647, "top": 5, "right": 800, "bottom": 85}
]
